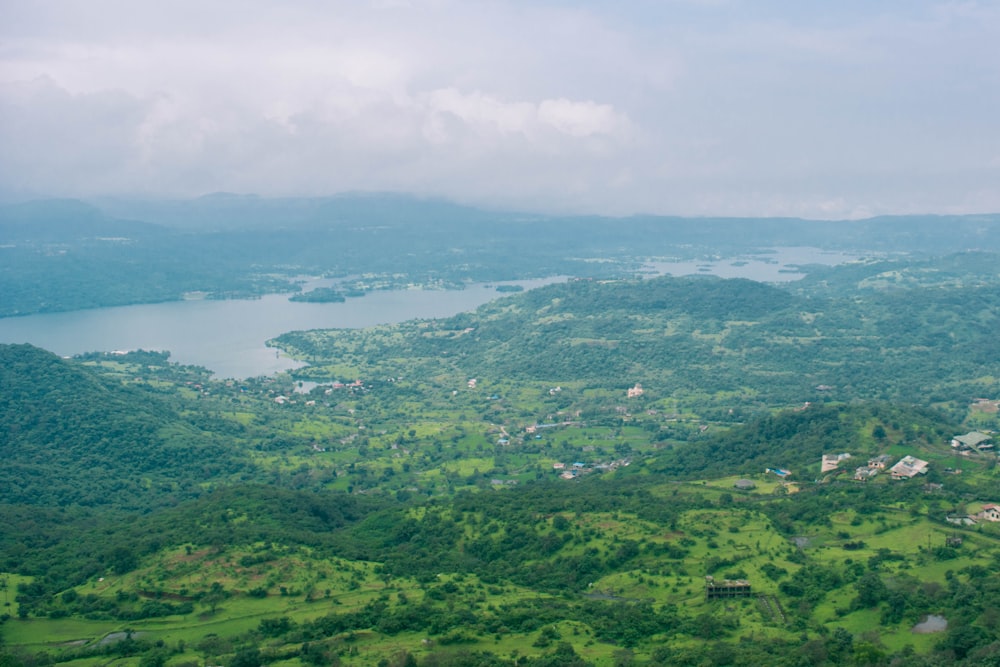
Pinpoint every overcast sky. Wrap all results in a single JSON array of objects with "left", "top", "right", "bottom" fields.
[{"left": 1, "top": 1, "right": 998, "bottom": 218}]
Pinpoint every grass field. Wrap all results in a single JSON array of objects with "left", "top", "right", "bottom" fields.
[
  {"left": 0, "top": 573, "right": 30, "bottom": 618},
  {"left": 6, "top": 460, "right": 997, "bottom": 666}
]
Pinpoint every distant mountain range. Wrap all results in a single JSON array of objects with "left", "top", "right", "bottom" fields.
[
  {"left": 3, "top": 193, "right": 999, "bottom": 250},
  {"left": 2, "top": 194, "right": 999, "bottom": 318}
]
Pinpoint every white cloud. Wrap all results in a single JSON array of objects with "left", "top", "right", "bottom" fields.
[
  {"left": 537, "top": 98, "right": 626, "bottom": 138},
  {"left": 0, "top": 1, "right": 998, "bottom": 217},
  {"left": 422, "top": 89, "right": 630, "bottom": 141},
  {"left": 424, "top": 89, "right": 536, "bottom": 136}
]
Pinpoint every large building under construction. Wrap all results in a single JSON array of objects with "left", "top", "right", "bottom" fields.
[{"left": 705, "top": 576, "right": 753, "bottom": 600}]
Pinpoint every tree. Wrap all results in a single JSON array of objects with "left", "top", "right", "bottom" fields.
[
  {"left": 231, "top": 646, "right": 262, "bottom": 667},
  {"left": 827, "top": 627, "right": 854, "bottom": 662},
  {"left": 109, "top": 546, "right": 138, "bottom": 575},
  {"left": 853, "top": 572, "right": 887, "bottom": 609},
  {"left": 139, "top": 648, "right": 170, "bottom": 667},
  {"left": 202, "top": 582, "right": 227, "bottom": 614},
  {"left": 531, "top": 642, "right": 590, "bottom": 667},
  {"left": 851, "top": 641, "right": 885, "bottom": 666},
  {"left": 940, "top": 625, "right": 988, "bottom": 661}
]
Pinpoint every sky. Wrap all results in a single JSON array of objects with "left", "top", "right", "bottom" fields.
[{"left": 1, "top": 0, "right": 998, "bottom": 218}]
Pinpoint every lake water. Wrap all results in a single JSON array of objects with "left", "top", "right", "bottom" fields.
[
  {"left": 0, "top": 248, "right": 862, "bottom": 378},
  {"left": 0, "top": 279, "right": 556, "bottom": 378},
  {"left": 642, "top": 246, "right": 862, "bottom": 282}
]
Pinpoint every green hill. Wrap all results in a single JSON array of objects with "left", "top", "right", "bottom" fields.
[
  {"left": 647, "top": 403, "right": 958, "bottom": 480},
  {"left": 0, "top": 344, "right": 250, "bottom": 509},
  {"left": 275, "top": 268, "right": 1000, "bottom": 409}
]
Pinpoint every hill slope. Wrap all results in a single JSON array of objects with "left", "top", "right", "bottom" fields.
[
  {"left": 645, "top": 402, "right": 958, "bottom": 479},
  {"left": 275, "top": 269, "right": 1000, "bottom": 408},
  {"left": 0, "top": 344, "right": 250, "bottom": 509}
]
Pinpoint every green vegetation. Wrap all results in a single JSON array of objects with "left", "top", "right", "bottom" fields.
[
  {"left": 3, "top": 251, "right": 1000, "bottom": 666},
  {"left": 0, "top": 344, "right": 251, "bottom": 510},
  {"left": 290, "top": 288, "right": 346, "bottom": 303}
]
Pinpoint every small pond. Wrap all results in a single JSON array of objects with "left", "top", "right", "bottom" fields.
[{"left": 912, "top": 615, "right": 948, "bottom": 634}]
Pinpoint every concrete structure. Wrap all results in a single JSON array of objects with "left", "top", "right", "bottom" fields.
[
  {"left": 952, "top": 432, "right": 994, "bottom": 452},
  {"left": 705, "top": 576, "right": 753, "bottom": 600},
  {"left": 890, "top": 455, "right": 929, "bottom": 480},
  {"left": 946, "top": 515, "right": 977, "bottom": 526},
  {"left": 854, "top": 467, "right": 879, "bottom": 481},
  {"left": 822, "top": 452, "right": 852, "bottom": 473},
  {"left": 868, "top": 454, "right": 892, "bottom": 469}
]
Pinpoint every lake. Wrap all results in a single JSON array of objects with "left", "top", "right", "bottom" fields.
[
  {"left": 0, "top": 279, "right": 558, "bottom": 378},
  {"left": 0, "top": 248, "right": 862, "bottom": 378},
  {"left": 643, "top": 246, "right": 862, "bottom": 282}
]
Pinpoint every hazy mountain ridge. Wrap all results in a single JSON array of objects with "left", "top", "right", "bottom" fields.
[
  {"left": 0, "top": 199, "right": 168, "bottom": 243},
  {"left": 2, "top": 195, "right": 1000, "bottom": 317}
]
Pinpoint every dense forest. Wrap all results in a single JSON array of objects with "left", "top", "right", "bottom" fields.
[{"left": 2, "top": 219, "right": 1000, "bottom": 666}]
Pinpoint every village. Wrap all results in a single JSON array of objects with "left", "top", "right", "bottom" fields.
[{"left": 813, "top": 430, "right": 1000, "bottom": 526}]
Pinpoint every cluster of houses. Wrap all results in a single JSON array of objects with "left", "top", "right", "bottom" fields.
[
  {"left": 553, "top": 458, "right": 631, "bottom": 479},
  {"left": 819, "top": 452, "right": 932, "bottom": 481},
  {"left": 849, "top": 454, "right": 888, "bottom": 481},
  {"left": 850, "top": 454, "right": 930, "bottom": 481},
  {"left": 819, "top": 432, "right": 996, "bottom": 483},
  {"left": 273, "top": 378, "right": 367, "bottom": 405}
]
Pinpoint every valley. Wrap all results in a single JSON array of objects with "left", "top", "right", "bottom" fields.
[
  {"left": 5, "top": 2, "right": 998, "bottom": 663},
  {"left": 3, "top": 247, "right": 1000, "bottom": 666}
]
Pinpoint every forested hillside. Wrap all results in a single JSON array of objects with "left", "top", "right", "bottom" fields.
[
  {"left": 0, "top": 344, "right": 250, "bottom": 509},
  {"left": 2, "top": 256, "right": 1000, "bottom": 667}
]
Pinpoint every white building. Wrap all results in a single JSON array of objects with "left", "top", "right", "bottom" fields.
[{"left": 979, "top": 504, "right": 1000, "bottom": 522}]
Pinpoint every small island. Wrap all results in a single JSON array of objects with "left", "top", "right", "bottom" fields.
[{"left": 288, "top": 287, "right": 346, "bottom": 303}]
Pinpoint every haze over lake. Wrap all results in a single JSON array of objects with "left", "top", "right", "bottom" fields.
[{"left": 0, "top": 248, "right": 858, "bottom": 378}]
